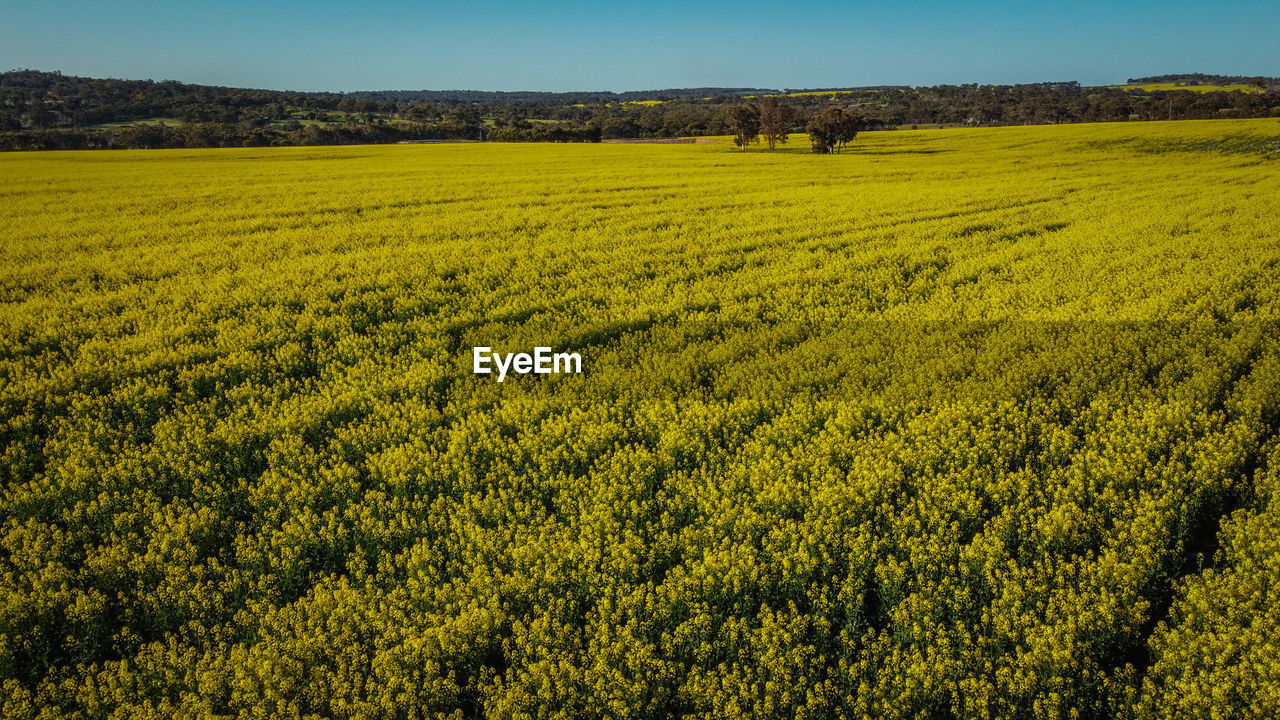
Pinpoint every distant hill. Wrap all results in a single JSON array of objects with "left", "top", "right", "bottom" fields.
[
  {"left": 0, "top": 70, "right": 774, "bottom": 107},
  {"left": 3, "top": 69, "right": 1278, "bottom": 151},
  {"left": 343, "top": 88, "right": 775, "bottom": 103},
  {"left": 784, "top": 86, "right": 912, "bottom": 94},
  {"left": 1127, "top": 73, "right": 1275, "bottom": 87}
]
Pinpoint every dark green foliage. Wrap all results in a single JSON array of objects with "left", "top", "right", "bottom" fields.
[
  {"left": 757, "top": 97, "right": 797, "bottom": 151},
  {"left": 724, "top": 104, "right": 761, "bottom": 151},
  {"left": 807, "top": 107, "right": 860, "bottom": 153}
]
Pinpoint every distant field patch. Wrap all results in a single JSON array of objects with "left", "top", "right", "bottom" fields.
[
  {"left": 89, "top": 117, "right": 185, "bottom": 129},
  {"left": 1110, "top": 82, "right": 1264, "bottom": 93},
  {"left": 786, "top": 89, "right": 862, "bottom": 98}
]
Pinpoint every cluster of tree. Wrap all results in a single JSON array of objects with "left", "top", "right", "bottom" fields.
[
  {"left": 3, "top": 70, "right": 1280, "bottom": 151},
  {"left": 488, "top": 122, "right": 602, "bottom": 143},
  {"left": 806, "top": 106, "right": 862, "bottom": 153},
  {"left": 723, "top": 99, "right": 861, "bottom": 153}
]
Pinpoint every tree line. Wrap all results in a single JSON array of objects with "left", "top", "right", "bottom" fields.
[{"left": 2, "top": 70, "right": 1278, "bottom": 150}]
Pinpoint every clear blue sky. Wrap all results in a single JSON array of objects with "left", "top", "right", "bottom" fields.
[{"left": 2, "top": 1, "right": 1276, "bottom": 92}]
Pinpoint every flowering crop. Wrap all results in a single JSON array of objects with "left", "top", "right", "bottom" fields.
[{"left": 1, "top": 119, "right": 1279, "bottom": 718}]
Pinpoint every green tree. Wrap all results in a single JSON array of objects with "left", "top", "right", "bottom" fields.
[
  {"left": 807, "top": 106, "right": 860, "bottom": 153},
  {"left": 757, "top": 96, "right": 796, "bottom": 151},
  {"left": 724, "top": 104, "right": 760, "bottom": 151}
]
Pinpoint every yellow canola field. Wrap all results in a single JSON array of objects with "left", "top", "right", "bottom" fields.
[
  {"left": 786, "top": 89, "right": 864, "bottom": 97},
  {"left": 2, "top": 119, "right": 1280, "bottom": 719},
  {"left": 5, "top": 120, "right": 1278, "bottom": 330},
  {"left": 1111, "top": 82, "right": 1264, "bottom": 93}
]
